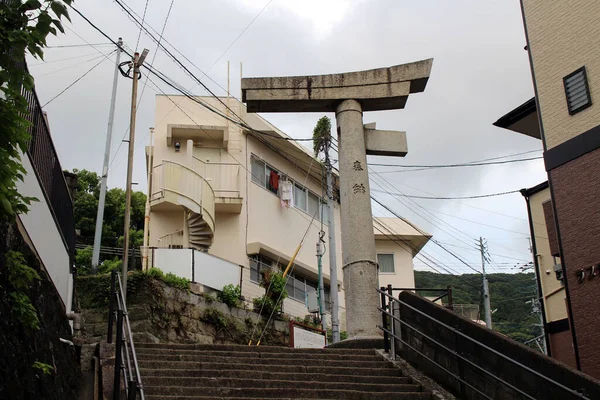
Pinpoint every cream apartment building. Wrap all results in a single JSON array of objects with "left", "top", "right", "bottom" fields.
[{"left": 144, "top": 94, "right": 430, "bottom": 325}]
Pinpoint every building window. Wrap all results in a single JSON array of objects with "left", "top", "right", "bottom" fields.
[
  {"left": 377, "top": 253, "right": 395, "bottom": 273},
  {"left": 250, "top": 255, "right": 272, "bottom": 283},
  {"left": 250, "top": 154, "right": 325, "bottom": 220},
  {"left": 251, "top": 157, "right": 266, "bottom": 186},
  {"left": 564, "top": 66, "right": 592, "bottom": 115}
]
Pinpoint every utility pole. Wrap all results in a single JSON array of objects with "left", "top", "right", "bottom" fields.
[
  {"left": 91, "top": 37, "right": 123, "bottom": 274},
  {"left": 325, "top": 138, "right": 341, "bottom": 343},
  {"left": 528, "top": 237, "right": 547, "bottom": 355},
  {"left": 121, "top": 49, "right": 149, "bottom": 301},
  {"left": 480, "top": 237, "right": 492, "bottom": 329},
  {"left": 142, "top": 127, "right": 154, "bottom": 271},
  {"left": 316, "top": 239, "right": 327, "bottom": 333}
]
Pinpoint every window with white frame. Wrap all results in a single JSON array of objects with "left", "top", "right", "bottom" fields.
[{"left": 377, "top": 253, "right": 395, "bottom": 273}]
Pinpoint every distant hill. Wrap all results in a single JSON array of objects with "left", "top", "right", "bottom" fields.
[{"left": 413, "top": 271, "right": 542, "bottom": 347}]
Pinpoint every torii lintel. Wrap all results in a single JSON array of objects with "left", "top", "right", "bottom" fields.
[{"left": 241, "top": 58, "right": 433, "bottom": 113}]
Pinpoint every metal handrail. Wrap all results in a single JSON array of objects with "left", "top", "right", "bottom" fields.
[
  {"left": 377, "top": 287, "right": 589, "bottom": 400},
  {"left": 108, "top": 271, "right": 145, "bottom": 400}
]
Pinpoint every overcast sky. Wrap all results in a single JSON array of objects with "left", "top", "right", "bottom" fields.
[{"left": 29, "top": 0, "right": 548, "bottom": 276}]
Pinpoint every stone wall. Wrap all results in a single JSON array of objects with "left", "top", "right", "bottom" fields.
[
  {"left": 0, "top": 221, "right": 80, "bottom": 400},
  {"left": 76, "top": 276, "right": 290, "bottom": 347},
  {"left": 396, "top": 291, "right": 600, "bottom": 400}
]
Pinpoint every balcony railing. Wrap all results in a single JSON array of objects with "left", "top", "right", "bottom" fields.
[
  {"left": 21, "top": 72, "right": 75, "bottom": 262},
  {"left": 151, "top": 160, "right": 215, "bottom": 231},
  {"left": 192, "top": 156, "right": 240, "bottom": 197}
]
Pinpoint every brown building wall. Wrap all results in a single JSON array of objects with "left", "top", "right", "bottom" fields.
[
  {"left": 550, "top": 147, "right": 600, "bottom": 376},
  {"left": 549, "top": 328, "right": 577, "bottom": 370}
]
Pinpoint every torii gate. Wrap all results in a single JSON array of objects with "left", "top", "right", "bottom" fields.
[{"left": 242, "top": 59, "right": 433, "bottom": 340}]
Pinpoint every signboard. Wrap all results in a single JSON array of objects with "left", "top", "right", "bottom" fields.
[{"left": 289, "top": 321, "right": 326, "bottom": 349}]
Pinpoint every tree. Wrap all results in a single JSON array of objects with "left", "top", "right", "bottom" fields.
[
  {"left": 68, "top": 169, "right": 147, "bottom": 269},
  {"left": 0, "top": 0, "right": 73, "bottom": 221},
  {"left": 312, "top": 116, "right": 331, "bottom": 158}
]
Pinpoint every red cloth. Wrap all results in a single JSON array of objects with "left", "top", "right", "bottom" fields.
[{"left": 269, "top": 170, "right": 280, "bottom": 192}]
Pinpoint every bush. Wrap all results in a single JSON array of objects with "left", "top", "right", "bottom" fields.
[
  {"left": 98, "top": 257, "right": 121, "bottom": 274},
  {"left": 163, "top": 272, "right": 190, "bottom": 291},
  {"left": 253, "top": 296, "right": 277, "bottom": 316},
  {"left": 75, "top": 246, "right": 93, "bottom": 275},
  {"left": 146, "top": 267, "right": 164, "bottom": 279},
  {"left": 218, "top": 284, "right": 241, "bottom": 308}
]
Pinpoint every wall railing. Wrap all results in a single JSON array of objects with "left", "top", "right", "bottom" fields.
[{"left": 107, "top": 270, "right": 145, "bottom": 400}]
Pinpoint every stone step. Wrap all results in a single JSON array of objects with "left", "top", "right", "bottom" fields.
[
  {"left": 143, "top": 386, "right": 432, "bottom": 399},
  {"left": 138, "top": 361, "right": 400, "bottom": 376},
  {"left": 140, "top": 368, "right": 409, "bottom": 384},
  {"left": 135, "top": 347, "right": 383, "bottom": 361},
  {"left": 135, "top": 342, "right": 377, "bottom": 355},
  {"left": 142, "top": 376, "right": 419, "bottom": 393},
  {"left": 136, "top": 354, "right": 389, "bottom": 369}
]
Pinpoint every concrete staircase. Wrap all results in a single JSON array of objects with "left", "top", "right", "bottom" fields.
[{"left": 136, "top": 343, "right": 432, "bottom": 399}]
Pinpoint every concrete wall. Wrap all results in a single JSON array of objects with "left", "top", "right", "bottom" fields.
[
  {"left": 16, "top": 151, "right": 72, "bottom": 309},
  {"left": 397, "top": 291, "right": 600, "bottom": 400},
  {"left": 523, "top": 0, "right": 600, "bottom": 149}
]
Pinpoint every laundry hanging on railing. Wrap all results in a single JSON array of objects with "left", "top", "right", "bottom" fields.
[
  {"left": 280, "top": 180, "right": 293, "bottom": 208},
  {"left": 269, "top": 170, "right": 280, "bottom": 194}
]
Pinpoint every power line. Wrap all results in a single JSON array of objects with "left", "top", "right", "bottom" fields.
[
  {"left": 42, "top": 50, "right": 115, "bottom": 107},
  {"left": 206, "top": 0, "right": 274, "bottom": 73},
  {"left": 46, "top": 43, "right": 113, "bottom": 48},
  {"left": 135, "top": 0, "right": 150, "bottom": 51},
  {"left": 372, "top": 188, "right": 520, "bottom": 200},
  {"left": 370, "top": 156, "right": 543, "bottom": 171},
  {"left": 28, "top": 50, "right": 102, "bottom": 66},
  {"left": 37, "top": 51, "right": 111, "bottom": 77}
]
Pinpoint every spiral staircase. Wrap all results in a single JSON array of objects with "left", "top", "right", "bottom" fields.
[{"left": 151, "top": 160, "right": 216, "bottom": 251}]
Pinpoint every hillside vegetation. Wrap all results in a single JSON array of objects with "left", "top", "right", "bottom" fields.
[{"left": 414, "top": 271, "right": 542, "bottom": 346}]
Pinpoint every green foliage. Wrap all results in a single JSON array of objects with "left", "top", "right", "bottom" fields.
[
  {"left": 218, "top": 284, "right": 241, "bottom": 308},
  {"left": 414, "top": 270, "right": 542, "bottom": 347},
  {"left": 6, "top": 251, "right": 40, "bottom": 331},
  {"left": 326, "top": 329, "right": 348, "bottom": 343},
  {"left": 204, "top": 293, "right": 217, "bottom": 304},
  {"left": 201, "top": 308, "right": 228, "bottom": 329},
  {"left": 98, "top": 257, "right": 121, "bottom": 274},
  {"left": 75, "top": 246, "right": 93, "bottom": 275},
  {"left": 146, "top": 267, "right": 164, "bottom": 279},
  {"left": 0, "top": 0, "right": 72, "bottom": 221},
  {"left": 312, "top": 116, "right": 331, "bottom": 157},
  {"left": 32, "top": 361, "right": 54, "bottom": 376},
  {"left": 66, "top": 170, "right": 146, "bottom": 260},
  {"left": 254, "top": 269, "right": 288, "bottom": 315},
  {"left": 163, "top": 272, "right": 189, "bottom": 291}
]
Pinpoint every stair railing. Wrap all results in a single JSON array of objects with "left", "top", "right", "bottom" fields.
[
  {"left": 107, "top": 270, "right": 145, "bottom": 400},
  {"left": 377, "top": 286, "right": 590, "bottom": 400}
]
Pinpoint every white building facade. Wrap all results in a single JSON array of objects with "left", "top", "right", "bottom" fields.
[{"left": 145, "top": 95, "right": 430, "bottom": 326}]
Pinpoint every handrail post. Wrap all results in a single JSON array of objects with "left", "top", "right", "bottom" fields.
[
  {"left": 128, "top": 381, "right": 137, "bottom": 400},
  {"left": 447, "top": 285, "right": 453, "bottom": 311},
  {"left": 387, "top": 285, "right": 395, "bottom": 358},
  {"left": 380, "top": 287, "right": 389, "bottom": 353},
  {"left": 113, "top": 310, "right": 124, "bottom": 400},
  {"left": 107, "top": 270, "right": 116, "bottom": 343}
]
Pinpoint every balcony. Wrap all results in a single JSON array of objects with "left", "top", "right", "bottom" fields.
[
  {"left": 151, "top": 160, "right": 215, "bottom": 242},
  {"left": 192, "top": 156, "right": 242, "bottom": 213}
]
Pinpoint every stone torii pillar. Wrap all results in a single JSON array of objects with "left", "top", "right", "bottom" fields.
[{"left": 241, "top": 59, "right": 433, "bottom": 339}]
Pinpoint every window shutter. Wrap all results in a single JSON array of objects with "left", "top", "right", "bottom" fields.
[{"left": 564, "top": 67, "right": 592, "bottom": 115}]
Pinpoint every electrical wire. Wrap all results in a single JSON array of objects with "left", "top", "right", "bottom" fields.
[
  {"left": 42, "top": 50, "right": 115, "bottom": 107},
  {"left": 46, "top": 43, "right": 112, "bottom": 48},
  {"left": 372, "top": 188, "right": 521, "bottom": 200},
  {"left": 369, "top": 156, "right": 543, "bottom": 170},
  {"left": 135, "top": 0, "right": 150, "bottom": 51},
  {"left": 37, "top": 51, "right": 111, "bottom": 77},
  {"left": 28, "top": 50, "right": 102, "bottom": 66}
]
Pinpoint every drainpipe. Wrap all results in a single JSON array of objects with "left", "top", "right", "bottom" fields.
[
  {"left": 66, "top": 312, "right": 81, "bottom": 330},
  {"left": 142, "top": 127, "right": 154, "bottom": 270}
]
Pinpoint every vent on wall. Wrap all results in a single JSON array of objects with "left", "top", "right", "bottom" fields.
[{"left": 563, "top": 66, "right": 592, "bottom": 115}]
